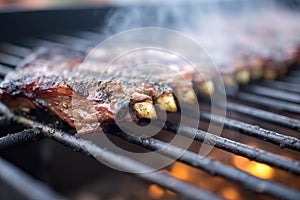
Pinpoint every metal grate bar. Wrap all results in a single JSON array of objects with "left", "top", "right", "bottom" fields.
[
  {"left": 0, "top": 105, "right": 222, "bottom": 200},
  {"left": 286, "top": 73, "right": 300, "bottom": 79},
  {"left": 199, "top": 112, "right": 300, "bottom": 151},
  {"left": 36, "top": 35, "right": 90, "bottom": 52},
  {"left": 42, "top": 34, "right": 94, "bottom": 48},
  {"left": 18, "top": 37, "right": 65, "bottom": 48},
  {"left": 0, "top": 64, "right": 13, "bottom": 76},
  {"left": 161, "top": 121, "right": 300, "bottom": 175},
  {"left": 105, "top": 124, "right": 300, "bottom": 200},
  {"left": 260, "top": 80, "right": 300, "bottom": 94},
  {"left": 0, "top": 43, "right": 31, "bottom": 58},
  {"left": 15, "top": 37, "right": 87, "bottom": 53},
  {"left": 45, "top": 134, "right": 223, "bottom": 200},
  {"left": 0, "top": 52, "right": 22, "bottom": 67},
  {"left": 245, "top": 85, "right": 300, "bottom": 104},
  {"left": 0, "top": 105, "right": 299, "bottom": 200},
  {"left": 281, "top": 77, "right": 300, "bottom": 84},
  {"left": 0, "top": 157, "right": 66, "bottom": 200},
  {"left": 69, "top": 30, "right": 107, "bottom": 42},
  {"left": 289, "top": 70, "right": 300, "bottom": 76},
  {"left": 4, "top": 131, "right": 223, "bottom": 200},
  {"left": 236, "top": 92, "right": 300, "bottom": 114},
  {"left": 0, "top": 128, "right": 43, "bottom": 151},
  {"left": 220, "top": 102, "right": 300, "bottom": 130}
]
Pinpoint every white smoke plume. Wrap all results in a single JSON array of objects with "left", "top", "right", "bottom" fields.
[{"left": 100, "top": 0, "right": 300, "bottom": 66}]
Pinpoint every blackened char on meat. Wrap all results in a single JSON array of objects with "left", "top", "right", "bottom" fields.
[{"left": 0, "top": 47, "right": 177, "bottom": 134}]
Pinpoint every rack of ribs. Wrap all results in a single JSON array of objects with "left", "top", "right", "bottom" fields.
[{"left": 0, "top": 47, "right": 208, "bottom": 133}]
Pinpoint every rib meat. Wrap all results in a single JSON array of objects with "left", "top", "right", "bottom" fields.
[{"left": 0, "top": 47, "right": 177, "bottom": 134}]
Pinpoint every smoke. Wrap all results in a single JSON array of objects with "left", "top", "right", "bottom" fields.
[
  {"left": 103, "top": 1, "right": 199, "bottom": 34},
  {"left": 100, "top": 0, "right": 300, "bottom": 66}
]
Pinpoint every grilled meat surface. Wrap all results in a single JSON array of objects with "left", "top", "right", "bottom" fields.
[
  {"left": 1, "top": 42, "right": 297, "bottom": 134},
  {"left": 0, "top": 47, "right": 179, "bottom": 134}
]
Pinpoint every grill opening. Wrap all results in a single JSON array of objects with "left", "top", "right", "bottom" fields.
[{"left": 0, "top": 2, "right": 300, "bottom": 200}]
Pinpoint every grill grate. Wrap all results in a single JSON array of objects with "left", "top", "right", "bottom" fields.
[
  {"left": 235, "top": 92, "right": 300, "bottom": 114},
  {"left": 260, "top": 80, "right": 300, "bottom": 93},
  {"left": 219, "top": 102, "right": 300, "bottom": 130},
  {"left": 0, "top": 156, "right": 66, "bottom": 200},
  {"left": 0, "top": 105, "right": 223, "bottom": 200},
  {"left": 0, "top": 28, "right": 299, "bottom": 200},
  {"left": 243, "top": 85, "right": 300, "bottom": 103},
  {"left": 1, "top": 103, "right": 300, "bottom": 200}
]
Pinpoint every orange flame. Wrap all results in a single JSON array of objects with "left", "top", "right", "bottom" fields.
[
  {"left": 233, "top": 156, "right": 274, "bottom": 179},
  {"left": 148, "top": 152, "right": 275, "bottom": 199},
  {"left": 220, "top": 187, "right": 240, "bottom": 200},
  {"left": 170, "top": 162, "right": 192, "bottom": 181},
  {"left": 148, "top": 184, "right": 164, "bottom": 199},
  {"left": 166, "top": 189, "right": 176, "bottom": 196}
]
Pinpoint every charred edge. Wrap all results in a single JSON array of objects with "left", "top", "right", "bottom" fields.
[{"left": 0, "top": 128, "right": 44, "bottom": 150}]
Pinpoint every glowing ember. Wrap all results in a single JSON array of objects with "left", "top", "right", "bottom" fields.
[
  {"left": 220, "top": 187, "right": 240, "bottom": 200},
  {"left": 166, "top": 189, "right": 176, "bottom": 196},
  {"left": 233, "top": 156, "right": 274, "bottom": 179},
  {"left": 148, "top": 184, "right": 164, "bottom": 199},
  {"left": 246, "top": 162, "right": 274, "bottom": 179},
  {"left": 170, "top": 162, "right": 191, "bottom": 181}
]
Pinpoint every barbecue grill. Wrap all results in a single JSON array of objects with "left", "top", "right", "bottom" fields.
[{"left": 0, "top": 1, "right": 300, "bottom": 200}]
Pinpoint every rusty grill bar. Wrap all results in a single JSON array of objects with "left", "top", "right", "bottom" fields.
[{"left": 0, "top": 7, "right": 300, "bottom": 200}]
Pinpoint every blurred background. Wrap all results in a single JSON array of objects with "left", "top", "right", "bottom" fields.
[
  {"left": 0, "top": 0, "right": 136, "bottom": 9},
  {"left": 1, "top": 0, "right": 299, "bottom": 9}
]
